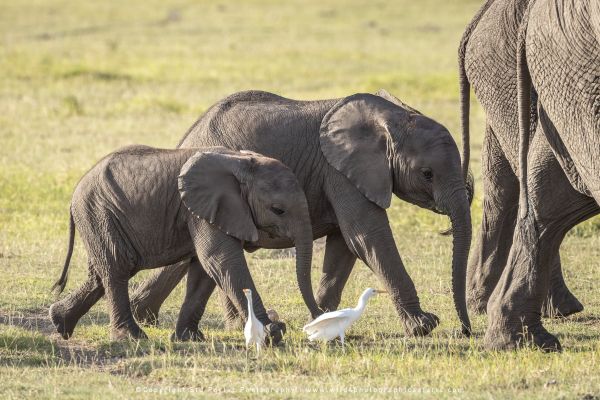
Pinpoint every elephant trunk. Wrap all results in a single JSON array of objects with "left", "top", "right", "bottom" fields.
[
  {"left": 292, "top": 220, "right": 321, "bottom": 319},
  {"left": 445, "top": 189, "right": 473, "bottom": 336}
]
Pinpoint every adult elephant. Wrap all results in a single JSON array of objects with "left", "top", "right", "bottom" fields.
[
  {"left": 131, "top": 90, "right": 474, "bottom": 338},
  {"left": 485, "top": 0, "right": 600, "bottom": 351},
  {"left": 459, "top": 0, "right": 585, "bottom": 317}
]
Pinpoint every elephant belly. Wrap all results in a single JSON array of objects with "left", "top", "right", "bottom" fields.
[{"left": 244, "top": 223, "right": 338, "bottom": 252}]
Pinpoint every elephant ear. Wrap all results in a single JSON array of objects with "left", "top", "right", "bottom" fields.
[
  {"left": 375, "top": 89, "right": 422, "bottom": 115},
  {"left": 320, "top": 93, "right": 408, "bottom": 209},
  {"left": 178, "top": 151, "right": 259, "bottom": 242}
]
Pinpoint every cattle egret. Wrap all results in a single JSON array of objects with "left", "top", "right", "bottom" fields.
[
  {"left": 302, "top": 288, "right": 386, "bottom": 346},
  {"left": 243, "top": 289, "right": 266, "bottom": 355}
]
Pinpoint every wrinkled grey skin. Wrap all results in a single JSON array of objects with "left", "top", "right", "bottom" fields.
[
  {"left": 460, "top": 0, "right": 587, "bottom": 318},
  {"left": 485, "top": 0, "right": 600, "bottom": 351},
  {"left": 130, "top": 90, "right": 474, "bottom": 338},
  {"left": 49, "top": 146, "right": 315, "bottom": 342}
]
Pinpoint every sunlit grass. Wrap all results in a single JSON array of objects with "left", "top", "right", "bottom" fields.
[{"left": 1, "top": 0, "right": 600, "bottom": 398}]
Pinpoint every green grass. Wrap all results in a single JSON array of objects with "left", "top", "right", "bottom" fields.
[{"left": 1, "top": 0, "right": 599, "bottom": 398}]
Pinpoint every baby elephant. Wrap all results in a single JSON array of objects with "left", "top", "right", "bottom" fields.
[{"left": 49, "top": 145, "right": 320, "bottom": 341}]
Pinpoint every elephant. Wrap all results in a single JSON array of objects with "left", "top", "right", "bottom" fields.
[
  {"left": 459, "top": 0, "right": 586, "bottom": 318},
  {"left": 49, "top": 145, "right": 316, "bottom": 341},
  {"left": 485, "top": 0, "right": 600, "bottom": 351},
  {"left": 129, "top": 90, "right": 474, "bottom": 338}
]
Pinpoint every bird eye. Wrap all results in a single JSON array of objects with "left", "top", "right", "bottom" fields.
[
  {"left": 270, "top": 206, "right": 285, "bottom": 215},
  {"left": 421, "top": 168, "right": 433, "bottom": 182}
]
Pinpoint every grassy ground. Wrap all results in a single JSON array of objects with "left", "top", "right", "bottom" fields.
[{"left": 1, "top": 0, "right": 599, "bottom": 398}]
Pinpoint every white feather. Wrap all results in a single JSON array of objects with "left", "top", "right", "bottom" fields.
[
  {"left": 243, "top": 289, "right": 266, "bottom": 352},
  {"left": 302, "top": 288, "right": 382, "bottom": 345}
]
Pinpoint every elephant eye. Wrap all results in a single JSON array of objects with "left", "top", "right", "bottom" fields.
[
  {"left": 421, "top": 168, "right": 433, "bottom": 182},
  {"left": 270, "top": 206, "right": 285, "bottom": 215}
]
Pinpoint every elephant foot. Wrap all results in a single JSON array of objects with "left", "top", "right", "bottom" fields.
[
  {"left": 49, "top": 303, "right": 77, "bottom": 340},
  {"left": 531, "top": 326, "right": 562, "bottom": 352},
  {"left": 317, "top": 298, "right": 341, "bottom": 314},
  {"left": 110, "top": 323, "right": 148, "bottom": 341},
  {"left": 542, "top": 289, "right": 584, "bottom": 318},
  {"left": 171, "top": 328, "right": 206, "bottom": 342},
  {"left": 264, "top": 321, "right": 287, "bottom": 346},
  {"left": 484, "top": 322, "right": 561, "bottom": 352},
  {"left": 402, "top": 311, "right": 439, "bottom": 336}
]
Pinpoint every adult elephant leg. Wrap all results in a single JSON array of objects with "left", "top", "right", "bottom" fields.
[
  {"left": 467, "top": 125, "right": 519, "bottom": 314},
  {"left": 49, "top": 262, "right": 105, "bottom": 339},
  {"left": 485, "top": 132, "right": 597, "bottom": 351},
  {"left": 470, "top": 126, "right": 584, "bottom": 317},
  {"left": 325, "top": 173, "right": 438, "bottom": 336},
  {"left": 130, "top": 259, "right": 190, "bottom": 325},
  {"left": 542, "top": 252, "right": 585, "bottom": 318},
  {"left": 537, "top": 110, "right": 590, "bottom": 318},
  {"left": 316, "top": 231, "right": 357, "bottom": 312},
  {"left": 172, "top": 259, "right": 216, "bottom": 341}
]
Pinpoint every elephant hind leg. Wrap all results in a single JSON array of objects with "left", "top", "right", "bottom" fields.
[
  {"left": 101, "top": 269, "right": 147, "bottom": 341},
  {"left": 485, "top": 132, "right": 598, "bottom": 351},
  {"left": 172, "top": 259, "right": 216, "bottom": 341},
  {"left": 542, "top": 254, "right": 584, "bottom": 318},
  {"left": 130, "top": 259, "right": 190, "bottom": 326},
  {"left": 49, "top": 263, "right": 105, "bottom": 339},
  {"left": 467, "top": 124, "right": 519, "bottom": 314},
  {"left": 220, "top": 289, "right": 243, "bottom": 330}
]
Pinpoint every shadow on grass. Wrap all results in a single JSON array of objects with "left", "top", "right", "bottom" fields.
[{"left": 0, "top": 308, "right": 138, "bottom": 367}]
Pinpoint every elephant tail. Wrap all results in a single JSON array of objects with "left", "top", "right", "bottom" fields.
[
  {"left": 458, "top": 0, "right": 493, "bottom": 189},
  {"left": 517, "top": 0, "right": 535, "bottom": 219},
  {"left": 52, "top": 209, "right": 75, "bottom": 295}
]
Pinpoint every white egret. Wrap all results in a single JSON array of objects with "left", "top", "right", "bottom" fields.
[
  {"left": 243, "top": 288, "right": 266, "bottom": 355},
  {"left": 302, "top": 288, "right": 386, "bottom": 346}
]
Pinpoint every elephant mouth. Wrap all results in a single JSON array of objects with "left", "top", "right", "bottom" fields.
[
  {"left": 424, "top": 201, "right": 445, "bottom": 215},
  {"left": 256, "top": 225, "right": 280, "bottom": 239}
]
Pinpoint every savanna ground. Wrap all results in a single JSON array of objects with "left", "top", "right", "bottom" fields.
[{"left": 0, "top": 0, "right": 599, "bottom": 398}]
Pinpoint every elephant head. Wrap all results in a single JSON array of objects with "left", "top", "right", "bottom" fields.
[
  {"left": 319, "top": 91, "right": 472, "bottom": 335},
  {"left": 178, "top": 148, "right": 321, "bottom": 318}
]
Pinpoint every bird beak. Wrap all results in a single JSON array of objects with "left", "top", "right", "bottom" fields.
[{"left": 375, "top": 290, "right": 388, "bottom": 294}]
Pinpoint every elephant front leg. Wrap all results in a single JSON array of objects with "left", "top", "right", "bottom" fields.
[
  {"left": 100, "top": 266, "right": 147, "bottom": 341},
  {"left": 485, "top": 132, "right": 598, "bottom": 350},
  {"left": 326, "top": 176, "right": 438, "bottom": 336},
  {"left": 219, "top": 290, "right": 244, "bottom": 330},
  {"left": 189, "top": 219, "right": 286, "bottom": 345},
  {"left": 467, "top": 126, "right": 519, "bottom": 314},
  {"left": 484, "top": 215, "right": 560, "bottom": 351},
  {"left": 316, "top": 231, "right": 357, "bottom": 312},
  {"left": 172, "top": 259, "right": 216, "bottom": 342},
  {"left": 50, "top": 263, "right": 105, "bottom": 339},
  {"left": 130, "top": 259, "right": 190, "bottom": 325},
  {"left": 354, "top": 226, "right": 439, "bottom": 337}
]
